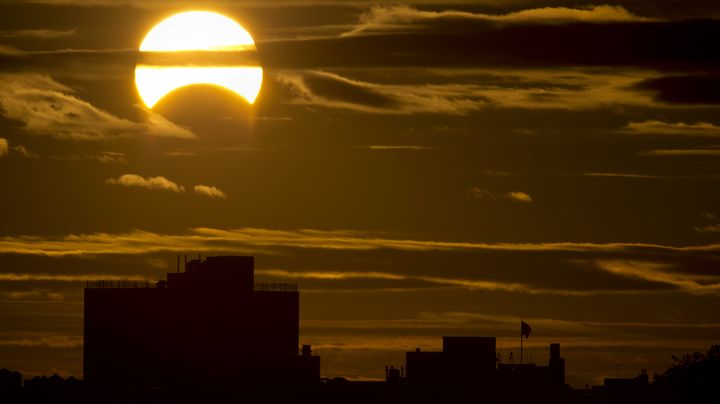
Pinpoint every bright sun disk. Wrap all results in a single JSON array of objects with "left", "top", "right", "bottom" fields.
[{"left": 135, "top": 11, "right": 262, "bottom": 108}]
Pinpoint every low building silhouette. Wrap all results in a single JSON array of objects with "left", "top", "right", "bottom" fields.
[
  {"left": 406, "top": 337, "right": 497, "bottom": 384},
  {"left": 497, "top": 342, "right": 566, "bottom": 388},
  {"left": 403, "top": 336, "right": 566, "bottom": 401},
  {"left": 593, "top": 369, "right": 651, "bottom": 403},
  {"left": 84, "top": 256, "right": 319, "bottom": 390}
]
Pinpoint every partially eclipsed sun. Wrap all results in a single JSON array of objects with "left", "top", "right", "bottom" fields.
[{"left": 135, "top": 11, "right": 263, "bottom": 108}]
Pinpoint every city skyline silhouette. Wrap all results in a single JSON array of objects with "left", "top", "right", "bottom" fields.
[{"left": 2, "top": 255, "right": 718, "bottom": 403}]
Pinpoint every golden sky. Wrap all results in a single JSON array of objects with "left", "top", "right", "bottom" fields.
[{"left": 0, "top": 0, "right": 719, "bottom": 387}]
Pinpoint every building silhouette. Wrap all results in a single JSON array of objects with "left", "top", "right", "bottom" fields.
[
  {"left": 496, "top": 342, "right": 566, "bottom": 388},
  {"left": 401, "top": 336, "right": 567, "bottom": 402},
  {"left": 83, "top": 256, "right": 319, "bottom": 390},
  {"left": 406, "top": 337, "right": 498, "bottom": 384}
]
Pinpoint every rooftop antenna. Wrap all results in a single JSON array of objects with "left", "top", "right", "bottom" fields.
[
  {"left": 613, "top": 364, "right": 621, "bottom": 377},
  {"left": 176, "top": 255, "right": 180, "bottom": 274},
  {"left": 184, "top": 255, "right": 187, "bottom": 272}
]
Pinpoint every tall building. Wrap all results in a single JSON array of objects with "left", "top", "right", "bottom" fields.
[{"left": 84, "top": 256, "right": 319, "bottom": 389}]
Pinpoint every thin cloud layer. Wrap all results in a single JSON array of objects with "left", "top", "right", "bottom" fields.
[
  {"left": 259, "top": 269, "right": 530, "bottom": 294},
  {"left": 356, "top": 145, "right": 439, "bottom": 151},
  {"left": 620, "top": 120, "right": 720, "bottom": 137},
  {"left": 0, "top": 228, "right": 719, "bottom": 297},
  {"left": 0, "top": 226, "right": 717, "bottom": 255},
  {"left": 594, "top": 260, "right": 720, "bottom": 295},
  {"left": 193, "top": 185, "right": 227, "bottom": 199},
  {"left": 696, "top": 224, "right": 720, "bottom": 233},
  {"left": 106, "top": 176, "right": 228, "bottom": 198},
  {"left": 467, "top": 187, "right": 533, "bottom": 203},
  {"left": 92, "top": 151, "right": 126, "bottom": 164},
  {"left": 13, "top": 145, "right": 39, "bottom": 159},
  {"left": 106, "top": 174, "right": 185, "bottom": 193},
  {"left": 0, "top": 29, "right": 77, "bottom": 39},
  {"left": 640, "top": 149, "right": 720, "bottom": 156},
  {"left": 276, "top": 69, "right": 658, "bottom": 114},
  {"left": 507, "top": 191, "right": 533, "bottom": 203},
  {"left": 0, "top": 74, "right": 195, "bottom": 141},
  {"left": 345, "top": 5, "right": 650, "bottom": 36}
]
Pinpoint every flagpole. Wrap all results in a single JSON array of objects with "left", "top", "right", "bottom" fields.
[{"left": 520, "top": 318, "right": 523, "bottom": 365}]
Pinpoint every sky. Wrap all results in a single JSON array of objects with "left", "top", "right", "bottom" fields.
[{"left": 0, "top": 0, "right": 719, "bottom": 387}]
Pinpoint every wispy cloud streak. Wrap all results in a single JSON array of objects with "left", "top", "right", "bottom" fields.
[
  {"left": 0, "top": 227, "right": 719, "bottom": 256},
  {"left": 620, "top": 120, "right": 720, "bottom": 137},
  {"left": 0, "top": 74, "right": 194, "bottom": 140},
  {"left": 345, "top": 5, "right": 651, "bottom": 36},
  {"left": 106, "top": 174, "right": 185, "bottom": 193}
]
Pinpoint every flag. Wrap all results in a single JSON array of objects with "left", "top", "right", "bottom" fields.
[{"left": 521, "top": 321, "right": 532, "bottom": 339}]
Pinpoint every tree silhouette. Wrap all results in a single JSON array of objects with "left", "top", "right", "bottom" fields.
[{"left": 654, "top": 345, "right": 720, "bottom": 404}]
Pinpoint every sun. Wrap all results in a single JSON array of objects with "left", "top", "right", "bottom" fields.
[{"left": 135, "top": 11, "right": 263, "bottom": 108}]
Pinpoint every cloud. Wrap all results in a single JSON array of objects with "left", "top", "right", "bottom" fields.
[
  {"left": 467, "top": 188, "right": 495, "bottom": 199},
  {"left": 302, "top": 312, "right": 720, "bottom": 335},
  {"left": 276, "top": 69, "right": 482, "bottom": 114},
  {"left": 258, "top": 269, "right": 530, "bottom": 294},
  {"left": 620, "top": 120, "right": 720, "bottom": 137},
  {"left": 640, "top": 149, "right": 720, "bottom": 156},
  {"left": 0, "top": 333, "right": 82, "bottom": 348},
  {"left": 276, "top": 69, "right": 657, "bottom": 114},
  {"left": 92, "top": 151, "right": 126, "bottom": 164},
  {"left": 1, "top": 228, "right": 720, "bottom": 297},
  {"left": 0, "top": 45, "right": 22, "bottom": 56},
  {"left": 51, "top": 151, "right": 126, "bottom": 163},
  {"left": 582, "top": 171, "right": 720, "bottom": 180},
  {"left": 506, "top": 191, "right": 533, "bottom": 203},
  {"left": 12, "top": 145, "right": 39, "bottom": 159},
  {"left": 0, "top": 140, "right": 40, "bottom": 159},
  {"left": 594, "top": 260, "right": 720, "bottom": 295},
  {"left": 0, "top": 74, "right": 195, "bottom": 141},
  {"left": 193, "top": 185, "right": 227, "bottom": 199},
  {"left": 144, "top": 111, "right": 196, "bottom": 139},
  {"left": 2, "top": 227, "right": 717, "bottom": 257},
  {"left": 583, "top": 172, "right": 668, "bottom": 179},
  {"left": 0, "top": 29, "right": 77, "bottom": 39},
  {"left": 696, "top": 224, "right": 720, "bottom": 233},
  {"left": 345, "top": 5, "right": 650, "bottom": 36},
  {"left": 0, "top": 273, "right": 148, "bottom": 282},
  {"left": 354, "top": 145, "right": 439, "bottom": 151},
  {"left": 106, "top": 174, "right": 185, "bottom": 193},
  {"left": 165, "top": 151, "right": 197, "bottom": 157},
  {"left": 0, "top": 290, "right": 64, "bottom": 301},
  {"left": 467, "top": 187, "right": 532, "bottom": 203},
  {"left": 107, "top": 176, "right": 227, "bottom": 197}
]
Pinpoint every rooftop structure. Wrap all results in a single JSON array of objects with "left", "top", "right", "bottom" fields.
[{"left": 83, "top": 256, "right": 317, "bottom": 389}]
